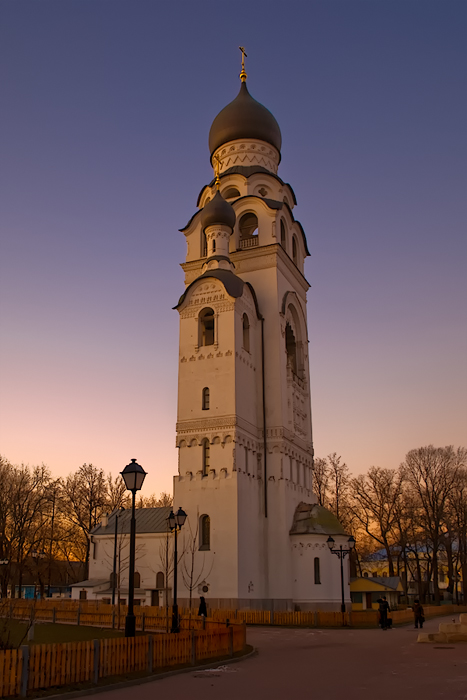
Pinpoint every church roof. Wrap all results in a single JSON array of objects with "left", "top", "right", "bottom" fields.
[
  {"left": 209, "top": 81, "right": 282, "bottom": 157},
  {"left": 91, "top": 507, "right": 172, "bottom": 536},
  {"left": 200, "top": 190, "right": 236, "bottom": 231},
  {"left": 290, "top": 502, "right": 348, "bottom": 536},
  {"left": 174, "top": 269, "right": 245, "bottom": 309}
]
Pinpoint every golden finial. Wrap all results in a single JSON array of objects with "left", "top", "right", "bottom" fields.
[
  {"left": 213, "top": 154, "right": 221, "bottom": 190},
  {"left": 239, "top": 46, "right": 247, "bottom": 82}
]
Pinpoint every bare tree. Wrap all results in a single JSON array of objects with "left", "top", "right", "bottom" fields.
[
  {"left": 350, "top": 466, "right": 404, "bottom": 576},
  {"left": 327, "top": 453, "right": 350, "bottom": 525},
  {"left": 401, "top": 445, "right": 465, "bottom": 604},
  {"left": 313, "top": 458, "right": 329, "bottom": 507},
  {"left": 181, "top": 516, "right": 213, "bottom": 626},
  {"left": 61, "top": 464, "right": 108, "bottom": 577},
  {"left": 136, "top": 492, "right": 173, "bottom": 508}
]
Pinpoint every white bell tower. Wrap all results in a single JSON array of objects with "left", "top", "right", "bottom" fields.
[{"left": 173, "top": 55, "right": 316, "bottom": 610}]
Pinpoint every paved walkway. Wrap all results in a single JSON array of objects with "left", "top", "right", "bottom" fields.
[{"left": 84, "top": 615, "right": 467, "bottom": 700}]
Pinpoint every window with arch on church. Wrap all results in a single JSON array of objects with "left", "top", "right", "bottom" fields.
[
  {"left": 199, "top": 307, "right": 215, "bottom": 346},
  {"left": 239, "top": 212, "right": 258, "bottom": 239},
  {"left": 292, "top": 235, "right": 298, "bottom": 265},
  {"left": 134, "top": 571, "right": 141, "bottom": 588},
  {"left": 242, "top": 313, "right": 250, "bottom": 352},
  {"left": 286, "top": 323, "right": 297, "bottom": 375},
  {"left": 156, "top": 571, "right": 164, "bottom": 589},
  {"left": 222, "top": 187, "right": 240, "bottom": 200},
  {"left": 199, "top": 514, "right": 211, "bottom": 550},
  {"left": 314, "top": 557, "right": 321, "bottom": 584},
  {"left": 202, "top": 232, "right": 207, "bottom": 257},
  {"left": 202, "top": 387, "right": 210, "bottom": 410},
  {"left": 280, "top": 220, "right": 286, "bottom": 250},
  {"left": 202, "top": 439, "right": 210, "bottom": 476}
]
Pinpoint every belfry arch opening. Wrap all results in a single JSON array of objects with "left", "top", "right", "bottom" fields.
[
  {"left": 199, "top": 307, "right": 215, "bottom": 346},
  {"left": 239, "top": 212, "right": 258, "bottom": 239},
  {"left": 285, "top": 323, "right": 297, "bottom": 375},
  {"left": 242, "top": 314, "right": 250, "bottom": 352},
  {"left": 280, "top": 220, "right": 287, "bottom": 250}
]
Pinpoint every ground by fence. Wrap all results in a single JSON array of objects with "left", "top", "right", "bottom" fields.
[{"left": 0, "top": 625, "right": 246, "bottom": 698}]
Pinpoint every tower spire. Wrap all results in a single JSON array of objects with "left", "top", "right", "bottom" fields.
[
  {"left": 239, "top": 46, "right": 247, "bottom": 82},
  {"left": 213, "top": 153, "right": 221, "bottom": 190}
]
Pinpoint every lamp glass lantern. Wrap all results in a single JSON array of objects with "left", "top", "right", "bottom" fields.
[
  {"left": 326, "top": 536, "right": 335, "bottom": 551},
  {"left": 121, "top": 458, "right": 147, "bottom": 492},
  {"left": 348, "top": 536, "right": 356, "bottom": 549},
  {"left": 175, "top": 507, "right": 187, "bottom": 529}
]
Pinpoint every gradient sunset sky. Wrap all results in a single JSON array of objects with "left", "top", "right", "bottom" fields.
[{"left": 1, "top": 1, "right": 466, "bottom": 496}]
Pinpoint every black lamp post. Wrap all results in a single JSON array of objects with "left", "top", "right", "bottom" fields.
[
  {"left": 120, "top": 459, "right": 146, "bottom": 637},
  {"left": 111, "top": 507, "right": 125, "bottom": 606},
  {"left": 167, "top": 507, "right": 187, "bottom": 633},
  {"left": 327, "top": 535, "right": 356, "bottom": 614}
]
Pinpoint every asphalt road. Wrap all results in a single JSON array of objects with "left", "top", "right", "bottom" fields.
[{"left": 83, "top": 614, "right": 467, "bottom": 700}]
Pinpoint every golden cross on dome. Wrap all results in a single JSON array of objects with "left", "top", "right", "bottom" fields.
[
  {"left": 213, "top": 153, "right": 221, "bottom": 190},
  {"left": 239, "top": 46, "right": 247, "bottom": 82}
]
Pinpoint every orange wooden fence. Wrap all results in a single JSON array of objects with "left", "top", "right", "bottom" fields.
[
  {"left": 0, "top": 625, "right": 247, "bottom": 698},
  {"left": 3, "top": 599, "right": 466, "bottom": 632}
]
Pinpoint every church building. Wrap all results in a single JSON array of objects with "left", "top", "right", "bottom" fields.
[{"left": 173, "top": 54, "right": 352, "bottom": 611}]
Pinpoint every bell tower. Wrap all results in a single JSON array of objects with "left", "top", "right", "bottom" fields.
[{"left": 173, "top": 53, "right": 315, "bottom": 610}]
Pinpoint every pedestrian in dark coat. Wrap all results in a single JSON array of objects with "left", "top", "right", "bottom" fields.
[
  {"left": 377, "top": 596, "right": 391, "bottom": 630},
  {"left": 413, "top": 600, "right": 424, "bottom": 629},
  {"left": 198, "top": 596, "right": 207, "bottom": 617}
]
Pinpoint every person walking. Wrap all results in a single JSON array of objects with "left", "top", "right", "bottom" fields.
[
  {"left": 198, "top": 595, "right": 208, "bottom": 617},
  {"left": 377, "top": 596, "right": 391, "bottom": 630},
  {"left": 413, "top": 600, "right": 424, "bottom": 629}
]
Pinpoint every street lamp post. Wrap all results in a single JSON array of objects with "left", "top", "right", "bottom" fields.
[
  {"left": 120, "top": 459, "right": 146, "bottom": 638},
  {"left": 111, "top": 507, "right": 125, "bottom": 606},
  {"left": 167, "top": 507, "right": 187, "bottom": 633},
  {"left": 327, "top": 536, "right": 356, "bottom": 615}
]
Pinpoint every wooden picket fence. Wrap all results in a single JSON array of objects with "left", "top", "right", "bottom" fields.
[
  {"left": 3, "top": 599, "right": 466, "bottom": 633},
  {"left": 0, "top": 625, "right": 246, "bottom": 698}
]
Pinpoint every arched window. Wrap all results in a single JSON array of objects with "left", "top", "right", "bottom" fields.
[
  {"left": 239, "top": 212, "right": 258, "bottom": 239},
  {"left": 292, "top": 236, "right": 298, "bottom": 265},
  {"left": 242, "top": 314, "right": 250, "bottom": 352},
  {"left": 202, "top": 232, "right": 207, "bottom": 257},
  {"left": 156, "top": 571, "right": 164, "bottom": 589},
  {"left": 134, "top": 571, "right": 141, "bottom": 588},
  {"left": 363, "top": 572, "right": 369, "bottom": 578},
  {"left": 286, "top": 323, "right": 297, "bottom": 374},
  {"left": 202, "top": 387, "right": 210, "bottom": 410},
  {"left": 314, "top": 557, "right": 321, "bottom": 584},
  {"left": 280, "top": 220, "right": 286, "bottom": 250},
  {"left": 199, "top": 515, "right": 210, "bottom": 550},
  {"left": 199, "top": 308, "right": 215, "bottom": 346},
  {"left": 222, "top": 187, "right": 240, "bottom": 200},
  {"left": 202, "top": 439, "right": 210, "bottom": 476}
]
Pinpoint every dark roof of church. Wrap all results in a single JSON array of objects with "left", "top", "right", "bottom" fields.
[
  {"left": 209, "top": 81, "right": 282, "bottom": 157},
  {"left": 289, "top": 502, "right": 348, "bottom": 536},
  {"left": 200, "top": 190, "right": 236, "bottom": 231},
  {"left": 174, "top": 269, "right": 245, "bottom": 309},
  {"left": 91, "top": 507, "right": 172, "bottom": 535}
]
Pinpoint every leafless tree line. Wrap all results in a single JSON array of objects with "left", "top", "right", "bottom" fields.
[
  {"left": 0, "top": 456, "right": 172, "bottom": 598},
  {"left": 314, "top": 445, "right": 467, "bottom": 604}
]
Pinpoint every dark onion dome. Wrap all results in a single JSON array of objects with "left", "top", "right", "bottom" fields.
[
  {"left": 200, "top": 190, "right": 236, "bottom": 231},
  {"left": 209, "top": 81, "right": 282, "bottom": 157}
]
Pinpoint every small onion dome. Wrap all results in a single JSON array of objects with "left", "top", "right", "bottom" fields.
[
  {"left": 201, "top": 190, "right": 236, "bottom": 231},
  {"left": 209, "top": 81, "right": 282, "bottom": 157}
]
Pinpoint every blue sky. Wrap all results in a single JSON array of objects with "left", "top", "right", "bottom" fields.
[{"left": 1, "top": 0, "right": 466, "bottom": 495}]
